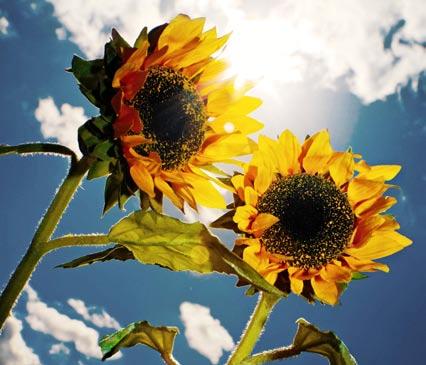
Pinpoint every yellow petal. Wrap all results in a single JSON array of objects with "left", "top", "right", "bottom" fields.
[
  {"left": 260, "top": 264, "right": 283, "bottom": 285},
  {"left": 351, "top": 215, "right": 386, "bottom": 248},
  {"left": 242, "top": 241, "right": 262, "bottom": 268},
  {"left": 356, "top": 161, "right": 401, "bottom": 181},
  {"left": 198, "top": 59, "right": 228, "bottom": 83},
  {"left": 251, "top": 213, "right": 279, "bottom": 237},
  {"left": 200, "top": 133, "right": 252, "bottom": 161},
  {"left": 354, "top": 195, "right": 397, "bottom": 217},
  {"left": 346, "top": 231, "right": 412, "bottom": 260},
  {"left": 112, "top": 45, "right": 148, "bottom": 88},
  {"left": 347, "top": 178, "right": 388, "bottom": 205},
  {"left": 177, "top": 33, "right": 230, "bottom": 68},
  {"left": 231, "top": 174, "right": 246, "bottom": 201},
  {"left": 233, "top": 205, "right": 258, "bottom": 231},
  {"left": 342, "top": 255, "right": 389, "bottom": 273},
  {"left": 244, "top": 186, "right": 258, "bottom": 206},
  {"left": 329, "top": 152, "right": 354, "bottom": 187},
  {"left": 154, "top": 176, "right": 183, "bottom": 209},
  {"left": 319, "top": 264, "right": 352, "bottom": 282},
  {"left": 311, "top": 276, "right": 339, "bottom": 305},
  {"left": 183, "top": 174, "right": 226, "bottom": 209},
  {"left": 225, "top": 96, "right": 262, "bottom": 115},
  {"left": 208, "top": 115, "right": 264, "bottom": 135},
  {"left": 289, "top": 275, "right": 304, "bottom": 295},
  {"left": 301, "top": 130, "right": 334, "bottom": 174},
  {"left": 253, "top": 152, "right": 274, "bottom": 195},
  {"left": 130, "top": 162, "right": 155, "bottom": 197},
  {"left": 158, "top": 15, "right": 205, "bottom": 53},
  {"left": 277, "top": 130, "right": 302, "bottom": 176}
]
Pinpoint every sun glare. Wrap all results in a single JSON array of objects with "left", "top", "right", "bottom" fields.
[{"left": 224, "top": 18, "right": 321, "bottom": 88}]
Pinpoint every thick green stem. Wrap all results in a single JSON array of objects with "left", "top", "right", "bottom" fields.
[
  {"left": 44, "top": 234, "right": 110, "bottom": 252},
  {"left": 227, "top": 292, "right": 280, "bottom": 365},
  {"left": 242, "top": 346, "right": 300, "bottom": 365},
  {"left": 0, "top": 156, "right": 93, "bottom": 330}
]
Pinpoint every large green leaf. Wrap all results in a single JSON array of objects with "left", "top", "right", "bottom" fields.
[
  {"left": 99, "top": 320, "right": 179, "bottom": 362},
  {"left": 108, "top": 211, "right": 283, "bottom": 296},
  {"left": 292, "top": 318, "right": 357, "bottom": 365}
]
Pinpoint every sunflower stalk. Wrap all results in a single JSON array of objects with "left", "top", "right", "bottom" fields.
[
  {"left": 227, "top": 292, "right": 281, "bottom": 365},
  {"left": 242, "top": 346, "right": 300, "bottom": 364},
  {"left": 0, "top": 155, "right": 96, "bottom": 330}
]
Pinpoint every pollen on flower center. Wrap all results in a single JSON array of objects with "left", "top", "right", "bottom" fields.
[
  {"left": 257, "top": 174, "right": 355, "bottom": 269},
  {"left": 131, "top": 66, "right": 206, "bottom": 170}
]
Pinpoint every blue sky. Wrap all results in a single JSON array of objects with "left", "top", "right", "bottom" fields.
[{"left": 0, "top": 1, "right": 425, "bottom": 364}]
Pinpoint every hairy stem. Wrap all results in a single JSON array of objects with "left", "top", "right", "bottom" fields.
[
  {"left": 242, "top": 346, "right": 301, "bottom": 364},
  {"left": 227, "top": 292, "right": 280, "bottom": 365},
  {"left": 44, "top": 234, "right": 111, "bottom": 252},
  {"left": 0, "top": 156, "right": 93, "bottom": 330}
]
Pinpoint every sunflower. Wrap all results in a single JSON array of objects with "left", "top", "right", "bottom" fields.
[
  {"left": 110, "top": 14, "right": 262, "bottom": 211},
  {"left": 71, "top": 14, "right": 262, "bottom": 213},
  {"left": 227, "top": 129, "right": 412, "bottom": 305}
]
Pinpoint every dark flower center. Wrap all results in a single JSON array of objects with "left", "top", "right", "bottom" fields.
[
  {"left": 131, "top": 66, "right": 206, "bottom": 170},
  {"left": 257, "top": 174, "right": 354, "bottom": 269}
]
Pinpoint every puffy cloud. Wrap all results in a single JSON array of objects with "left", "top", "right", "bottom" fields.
[
  {"left": 24, "top": 286, "right": 121, "bottom": 360},
  {"left": 47, "top": 0, "right": 425, "bottom": 104},
  {"left": 0, "top": 315, "right": 41, "bottom": 365},
  {"left": 49, "top": 342, "right": 71, "bottom": 355},
  {"left": 0, "top": 16, "right": 9, "bottom": 35},
  {"left": 34, "top": 97, "right": 87, "bottom": 155},
  {"left": 180, "top": 302, "right": 234, "bottom": 364},
  {"left": 67, "top": 298, "right": 121, "bottom": 330}
]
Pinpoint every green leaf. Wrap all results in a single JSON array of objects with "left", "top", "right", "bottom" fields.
[
  {"left": 0, "top": 143, "right": 77, "bottom": 162},
  {"left": 292, "top": 318, "right": 357, "bottom": 365},
  {"left": 56, "top": 245, "right": 134, "bottom": 269},
  {"left": 100, "top": 320, "right": 179, "bottom": 361},
  {"left": 108, "top": 211, "right": 283, "bottom": 296}
]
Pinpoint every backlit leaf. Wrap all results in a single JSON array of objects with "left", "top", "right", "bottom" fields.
[{"left": 100, "top": 320, "right": 179, "bottom": 362}]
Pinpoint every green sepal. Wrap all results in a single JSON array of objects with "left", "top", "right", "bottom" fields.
[
  {"left": 111, "top": 28, "right": 131, "bottom": 50},
  {"left": 134, "top": 27, "right": 148, "bottom": 48},
  {"left": 108, "top": 211, "right": 284, "bottom": 296},
  {"left": 99, "top": 320, "right": 179, "bottom": 362},
  {"left": 77, "top": 116, "right": 112, "bottom": 156},
  {"left": 56, "top": 245, "right": 134, "bottom": 269},
  {"left": 87, "top": 160, "right": 111, "bottom": 180},
  {"left": 292, "top": 318, "right": 357, "bottom": 365},
  {"left": 351, "top": 272, "right": 368, "bottom": 280}
]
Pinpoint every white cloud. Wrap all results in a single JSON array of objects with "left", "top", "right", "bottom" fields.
[
  {"left": 180, "top": 302, "right": 234, "bottom": 364},
  {"left": 0, "top": 16, "right": 9, "bottom": 35},
  {"left": 34, "top": 96, "right": 87, "bottom": 155},
  {"left": 0, "top": 315, "right": 41, "bottom": 365},
  {"left": 67, "top": 298, "right": 121, "bottom": 330},
  {"left": 47, "top": 0, "right": 426, "bottom": 104},
  {"left": 55, "top": 27, "right": 67, "bottom": 40},
  {"left": 24, "top": 286, "right": 121, "bottom": 360},
  {"left": 43, "top": 1, "right": 425, "bottom": 146},
  {"left": 49, "top": 342, "right": 71, "bottom": 355}
]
